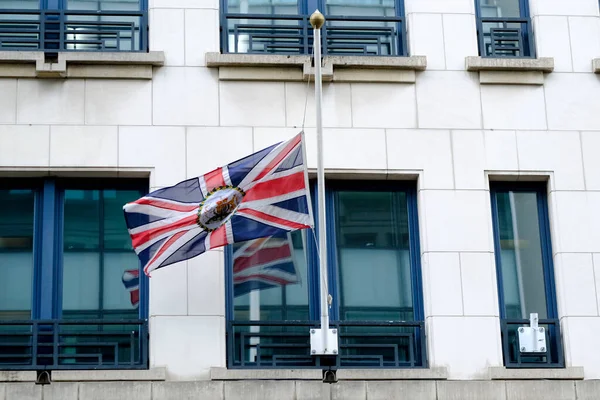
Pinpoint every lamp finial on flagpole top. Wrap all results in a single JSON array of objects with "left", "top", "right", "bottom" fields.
[{"left": 310, "top": 10, "right": 325, "bottom": 29}]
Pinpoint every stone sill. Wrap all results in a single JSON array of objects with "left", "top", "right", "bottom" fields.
[
  {"left": 488, "top": 367, "right": 584, "bottom": 380},
  {"left": 466, "top": 56, "right": 554, "bottom": 85},
  {"left": 0, "top": 368, "right": 166, "bottom": 382},
  {"left": 210, "top": 367, "right": 447, "bottom": 381},
  {"left": 0, "top": 51, "right": 165, "bottom": 79},
  {"left": 205, "top": 52, "right": 427, "bottom": 83}
]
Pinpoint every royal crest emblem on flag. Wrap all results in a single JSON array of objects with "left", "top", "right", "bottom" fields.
[
  {"left": 121, "top": 269, "right": 140, "bottom": 308},
  {"left": 233, "top": 233, "right": 300, "bottom": 297},
  {"left": 123, "top": 133, "right": 314, "bottom": 276}
]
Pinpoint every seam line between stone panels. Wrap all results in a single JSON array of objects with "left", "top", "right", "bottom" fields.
[
  {"left": 183, "top": 9, "right": 187, "bottom": 66},
  {"left": 449, "top": 130, "right": 457, "bottom": 190},
  {"left": 384, "top": 129, "right": 389, "bottom": 171},
  {"left": 440, "top": 14, "right": 448, "bottom": 70},
  {"left": 540, "top": 83, "right": 552, "bottom": 135},
  {"left": 566, "top": 17, "right": 576, "bottom": 72},
  {"left": 14, "top": 79, "right": 19, "bottom": 123},
  {"left": 413, "top": 74, "right": 420, "bottom": 128},
  {"left": 589, "top": 252, "right": 600, "bottom": 316},
  {"left": 349, "top": 83, "right": 355, "bottom": 128},
  {"left": 83, "top": 79, "right": 87, "bottom": 126},
  {"left": 578, "top": 131, "right": 588, "bottom": 191},
  {"left": 283, "top": 82, "right": 289, "bottom": 128},
  {"left": 458, "top": 252, "right": 466, "bottom": 316}
]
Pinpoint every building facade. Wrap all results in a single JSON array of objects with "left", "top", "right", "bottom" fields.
[{"left": 1, "top": 0, "right": 600, "bottom": 398}]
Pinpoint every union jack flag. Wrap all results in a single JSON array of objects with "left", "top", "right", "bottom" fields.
[
  {"left": 123, "top": 133, "right": 313, "bottom": 276},
  {"left": 122, "top": 269, "right": 140, "bottom": 308},
  {"left": 233, "top": 233, "right": 300, "bottom": 297}
]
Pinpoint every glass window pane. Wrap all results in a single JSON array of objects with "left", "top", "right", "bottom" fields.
[
  {"left": 495, "top": 191, "right": 548, "bottom": 319},
  {"left": 335, "top": 191, "right": 414, "bottom": 321},
  {"left": 0, "top": 0, "right": 39, "bottom": 9},
  {"left": 0, "top": 189, "right": 35, "bottom": 320},
  {"left": 103, "top": 253, "right": 139, "bottom": 312},
  {"left": 64, "top": 190, "right": 100, "bottom": 251},
  {"left": 479, "top": 0, "right": 522, "bottom": 18},
  {"left": 227, "top": 0, "right": 299, "bottom": 14},
  {"left": 233, "top": 230, "right": 309, "bottom": 321},
  {"left": 62, "top": 253, "right": 101, "bottom": 312},
  {"left": 66, "top": 0, "right": 142, "bottom": 11},
  {"left": 231, "top": 230, "right": 310, "bottom": 365},
  {"left": 63, "top": 187, "right": 142, "bottom": 319},
  {"left": 324, "top": 0, "right": 398, "bottom": 56},
  {"left": 104, "top": 190, "right": 139, "bottom": 250}
]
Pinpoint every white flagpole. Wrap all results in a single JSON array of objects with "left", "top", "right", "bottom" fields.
[{"left": 309, "top": 10, "right": 338, "bottom": 357}]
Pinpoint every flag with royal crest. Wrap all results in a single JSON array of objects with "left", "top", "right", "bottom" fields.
[{"left": 123, "top": 133, "right": 313, "bottom": 276}]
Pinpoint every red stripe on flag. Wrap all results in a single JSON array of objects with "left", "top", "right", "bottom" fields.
[
  {"left": 131, "top": 215, "right": 198, "bottom": 248},
  {"left": 130, "top": 290, "right": 140, "bottom": 307},
  {"left": 237, "top": 208, "right": 309, "bottom": 230},
  {"left": 242, "top": 171, "right": 305, "bottom": 203},
  {"left": 204, "top": 167, "right": 226, "bottom": 192},
  {"left": 133, "top": 198, "right": 198, "bottom": 212},
  {"left": 209, "top": 224, "right": 228, "bottom": 249},
  {"left": 233, "top": 244, "right": 292, "bottom": 274},
  {"left": 234, "top": 274, "right": 291, "bottom": 285},
  {"left": 144, "top": 230, "right": 188, "bottom": 274},
  {"left": 253, "top": 134, "right": 301, "bottom": 182}
]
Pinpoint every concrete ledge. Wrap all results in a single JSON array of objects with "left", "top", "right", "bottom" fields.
[
  {"left": 211, "top": 368, "right": 322, "bottom": 381},
  {"left": 489, "top": 367, "right": 584, "bottom": 380},
  {"left": 336, "top": 367, "right": 448, "bottom": 381},
  {"left": 0, "top": 51, "right": 164, "bottom": 79},
  {"left": 52, "top": 368, "right": 166, "bottom": 382},
  {"left": 0, "top": 379, "right": 595, "bottom": 399},
  {"left": 327, "top": 55, "right": 426, "bottom": 70},
  {"left": 0, "top": 371, "right": 36, "bottom": 382},
  {"left": 466, "top": 56, "right": 554, "bottom": 72},
  {"left": 206, "top": 52, "right": 426, "bottom": 83},
  {"left": 593, "top": 58, "right": 600, "bottom": 73},
  {"left": 576, "top": 381, "right": 600, "bottom": 400},
  {"left": 479, "top": 70, "right": 544, "bottom": 85},
  {"left": 206, "top": 52, "right": 310, "bottom": 67},
  {"left": 58, "top": 51, "right": 165, "bottom": 66},
  {"left": 211, "top": 367, "right": 447, "bottom": 381}
]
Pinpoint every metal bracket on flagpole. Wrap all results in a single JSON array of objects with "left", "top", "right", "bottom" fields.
[
  {"left": 309, "top": 9, "right": 339, "bottom": 358},
  {"left": 310, "top": 328, "right": 339, "bottom": 355}
]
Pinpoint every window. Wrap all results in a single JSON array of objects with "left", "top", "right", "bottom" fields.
[
  {"left": 226, "top": 181, "right": 425, "bottom": 368},
  {"left": 490, "top": 183, "right": 564, "bottom": 368},
  {"left": 220, "top": 0, "right": 407, "bottom": 56},
  {"left": 0, "top": 178, "right": 149, "bottom": 370},
  {"left": 0, "top": 0, "right": 148, "bottom": 52},
  {"left": 475, "top": 0, "right": 534, "bottom": 57}
]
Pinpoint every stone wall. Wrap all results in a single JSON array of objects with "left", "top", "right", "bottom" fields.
[{"left": 2, "top": 380, "right": 600, "bottom": 400}]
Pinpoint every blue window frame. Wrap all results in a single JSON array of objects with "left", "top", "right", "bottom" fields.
[
  {"left": 475, "top": 0, "right": 535, "bottom": 58},
  {"left": 0, "top": 0, "right": 148, "bottom": 52},
  {"left": 220, "top": 0, "right": 408, "bottom": 56},
  {"left": 0, "top": 178, "right": 149, "bottom": 370},
  {"left": 225, "top": 181, "right": 426, "bottom": 369},
  {"left": 490, "top": 182, "right": 564, "bottom": 368}
]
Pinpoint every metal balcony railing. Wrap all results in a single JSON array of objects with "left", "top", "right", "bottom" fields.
[
  {"left": 221, "top": 13, "right": 407, "bottom": 56},
  {"left": 477, "top": 17, "right": 534, "bottom": 58},
  {"left": 227, "top": 319, "right": 426, "bottom": 368},
  {"left": 501, "top": 318, "right": 564, "bottom": 368},
  {"left": 0, "top": 319, "right": 149, "bottom": 370},
  {"left": 0, "top": 9, "right": 148, "bottom": 52}
]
